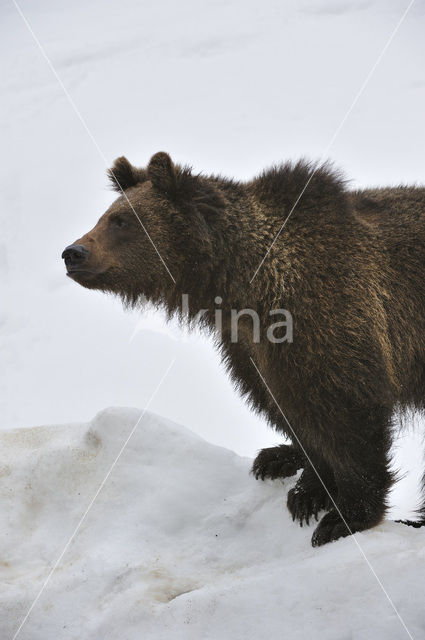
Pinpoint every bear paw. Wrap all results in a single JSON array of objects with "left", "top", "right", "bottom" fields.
[
  {"left": 252, "top": 445, "right": 303, "bottom": 481},
  {"left": 287, "top": 484, "right": 331, "bottom": 527},
  {"left": 311, "top": 509, "right": 356, "bottom": 546}
]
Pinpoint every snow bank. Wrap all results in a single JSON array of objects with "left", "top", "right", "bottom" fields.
[{"left": 1, "top": 409, "right": 424, "bottom": 639}]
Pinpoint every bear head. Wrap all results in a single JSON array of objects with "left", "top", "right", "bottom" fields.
[{"left": 62, "top": 152, "right": 226, "bottom": 308}]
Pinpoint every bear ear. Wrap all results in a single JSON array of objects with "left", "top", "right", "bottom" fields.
[
  {"left": 147, "top": 152, "right": 178, "bottom": 194},
  {"left": 107, "top": 156, "right": 147, "bottom": 192}
]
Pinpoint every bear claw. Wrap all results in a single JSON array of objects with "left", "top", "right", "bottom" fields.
[{"left": 287, "top": 486, "right": 325, "bottom": 527}]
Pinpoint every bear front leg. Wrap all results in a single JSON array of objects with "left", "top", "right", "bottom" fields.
[
  {"left": 311, "top": 406, "right": 394, "bottom": 547},
  {"left": 252, "top": 444, "right": 304, "bottom": 481}
]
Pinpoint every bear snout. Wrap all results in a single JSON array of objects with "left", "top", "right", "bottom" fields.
[{"left": 62, "top": 244, "right": 89, "bottom": 271}]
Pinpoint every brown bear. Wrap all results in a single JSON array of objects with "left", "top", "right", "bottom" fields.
[{"left": 62, "top": 151, "right": 425, "bottom": 546}]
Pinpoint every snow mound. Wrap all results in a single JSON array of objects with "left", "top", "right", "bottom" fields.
[{"left": 1, "top": 409, "right": 424, "bottom": 639}]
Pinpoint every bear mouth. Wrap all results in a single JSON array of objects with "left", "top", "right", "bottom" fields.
[
  {"left": 66, "top": 266, "right": 111, "bottom": 289},
  {"left": 66, "top": 267, "right": 99, "bottom": 281}
]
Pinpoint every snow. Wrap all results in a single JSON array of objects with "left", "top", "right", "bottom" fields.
[{"left": 1, "top": 408, "right": 424, "bottom": 639}]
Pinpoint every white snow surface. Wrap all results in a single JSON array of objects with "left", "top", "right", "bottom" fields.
[{"left": 1, "top": 408, "right": 424, "bottom": 640}]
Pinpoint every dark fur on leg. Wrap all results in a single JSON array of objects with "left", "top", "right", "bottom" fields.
[
  {"left": 252, "top": 444, "right": 304, "bottom": 481},
  {"left": 311, "top": 406, "right": 395, "bottom": 546}
]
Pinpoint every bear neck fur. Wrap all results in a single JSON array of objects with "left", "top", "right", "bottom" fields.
[{"left": 139, "top": 160, "right": 356, "bottom": 335}]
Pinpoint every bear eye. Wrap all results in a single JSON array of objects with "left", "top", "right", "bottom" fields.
[{"left": 111, "top": 214, "right": 127, "bottom": 229}]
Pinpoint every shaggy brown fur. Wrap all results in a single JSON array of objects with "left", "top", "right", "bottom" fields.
[{"left": 62, "top": 152, "right": 425, "bottom": 546}]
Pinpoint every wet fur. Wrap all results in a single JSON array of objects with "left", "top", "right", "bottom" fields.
[{"left": 68, "top": 152, "right": 425, "bottom": 545}]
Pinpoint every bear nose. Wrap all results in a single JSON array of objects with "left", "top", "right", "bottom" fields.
[{"left": 62, "top": 244, "right": 89, "bottom": 267}]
